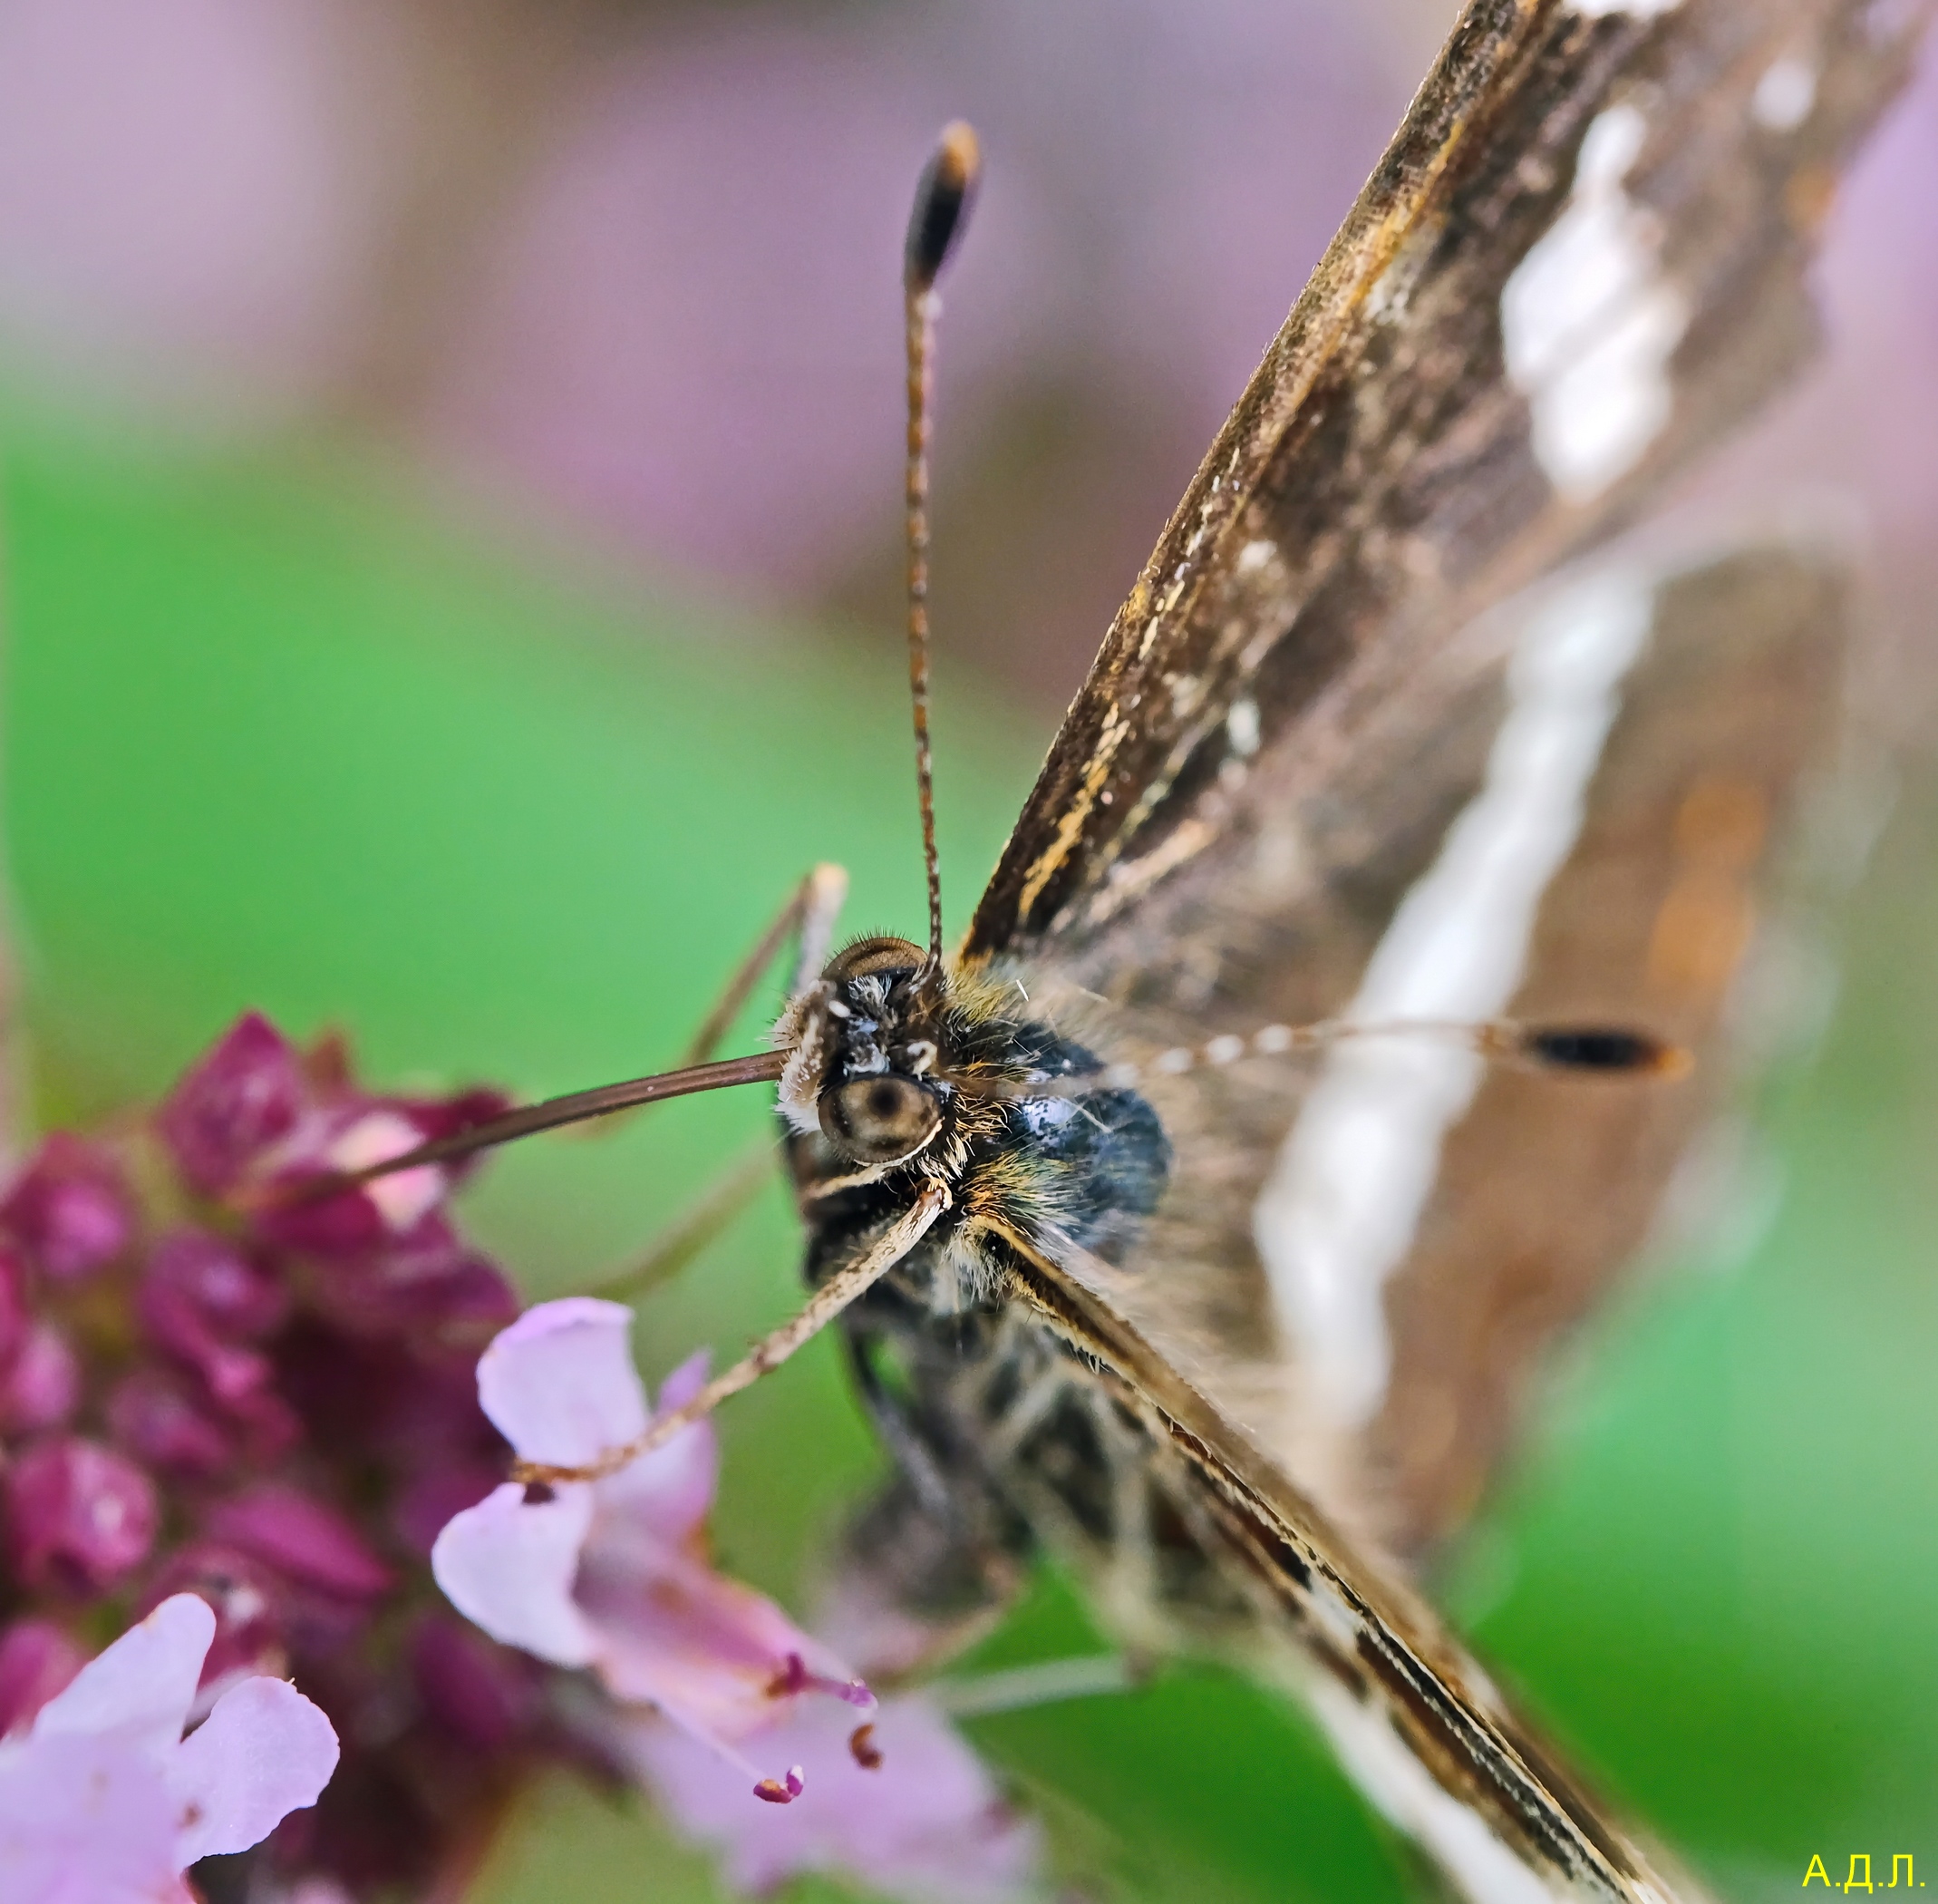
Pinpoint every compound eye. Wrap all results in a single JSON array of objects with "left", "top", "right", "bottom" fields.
[{"left": 819, "top": 1073, "right": 942, "bottom": 1165}]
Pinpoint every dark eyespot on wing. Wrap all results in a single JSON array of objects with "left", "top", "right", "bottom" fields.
[
  {"left": 1519, "top": 1025, "right": 1684, "bottom": 1073},
  {"left": 1012, "top": 538, "right": 1858, "bottom": 1559}
]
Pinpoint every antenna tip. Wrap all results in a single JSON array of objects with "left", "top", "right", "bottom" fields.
[{"left": 906, "top": 121, "right": 982, "bottom": 293}]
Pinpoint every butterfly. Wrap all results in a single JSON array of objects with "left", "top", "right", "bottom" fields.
[{"left": 355, "top": 1, "right": 1929, "bottom": 1897}]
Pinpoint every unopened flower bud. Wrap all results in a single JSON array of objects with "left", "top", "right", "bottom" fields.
[
  {"left": 147, "top": 1229, "right": 288, "bottom": 1338},
  {"left": 159, "top": 1012, "right": 305, "bottom": 1195},
  {"left": 0, "top": 1248, "right": 25, "bottom": 1365},
  {"left": 108, "top": 1371, "right": 234, "bottom": 1479},
  {"left": 205, "top": 1484, "right": 394, "bottom": 1601},
  {"left": 141, "top": 1543, "right": 286, "bottom": 1685},
  {"left": 0, "top": 1324, "right": 81, "bottom": 1433},
  {"left": 138, "top": 1274, "right": 276, "bottom": 1405},
  {"left": 0, "top": 1134, "right": 131, "bottom": 1283},
  {"left": 5, "top": 1436, "right": 159, "bottom": 1594},
  {"left": 410, "top": 1613, "right": 539, "bottom": 1753},
  {"left": 218, "top": 1383, "right": 305, "bottom": 1464}
]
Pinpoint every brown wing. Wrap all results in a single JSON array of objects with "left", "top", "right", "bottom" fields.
[
  {"left": 993, "top": 1219, "right": 1713, "bottom": 1904},
  {"left": 964, "top": 0, "right": 1921, "bottom": 963},
  {"left": 1009, "top": 536, "right": 1855, "bottom": 1555},
  {"left": 950, "top": 0, "right": 1921, "bottom": 1554}
]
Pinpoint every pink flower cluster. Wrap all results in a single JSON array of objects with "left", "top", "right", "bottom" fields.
[
  {"left": 0, "top": 1012, "right": 543, "bottom": 1898},
  {"left": 0, "top": 1013, "right": 1040, "bottom": 1903}
]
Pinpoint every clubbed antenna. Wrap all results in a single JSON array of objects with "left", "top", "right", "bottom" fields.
[{"left": 902, "top": 121, "right": 981, "bottom": 980}]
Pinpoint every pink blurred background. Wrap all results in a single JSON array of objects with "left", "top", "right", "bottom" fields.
[{"left": 0, "top": 0, "right": 1929, "bottom": 711}]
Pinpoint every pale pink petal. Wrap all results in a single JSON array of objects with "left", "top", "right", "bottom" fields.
[
  {"left": 593, "top": 1349, "right": 717, "bottom": 1550},
  {"left": 169, "top": 1675, "right": 337, "bottom": 1864},
  {"left": 814, "top": 1570, "right": 976, "bottom": 1681},
  {"left": 578, "top": 1543, "right": 862, "bottom": 1745},
  {"left": 654, "top": 1348, "right": 710, "bottom": 1413},
  {"left": 475, "top": 1297, "right": 647, "bottom": 1466},
  {"left": 0, "top": 1728, "right": 185, "bottom": 1904},
  {"left": 31, "top": 1593, "right": 211, "bottom": 1757},
  {"left": 431, "top": 1481, "right": 596, "bottom": 1667},
  {"left": 324, "top": 1111, "right": 442, "bottom": 1232},
  {"left": 0, "top": 1594, "right": 337, "bottom": 1894},
  {"left": 445, "top": 1312, "right": 871, "bottom": 1798},
  {"left": 628, "top": 1693, "right": 1041, "bottom": 1904}
]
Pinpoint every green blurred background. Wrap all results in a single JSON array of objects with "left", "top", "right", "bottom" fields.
[
  {"left": 0, "top": 1, "right": 1933, "bottom": 1898},
  {"left": 5, "top": 423, "right": 1936, "bottom": 1903}
]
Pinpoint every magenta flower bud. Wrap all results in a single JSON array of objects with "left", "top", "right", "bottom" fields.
[
  {"left": 135, "top": 1236, "right": 286, "bottom": 1423},
  {"left": 317, "top": 1219, "right": 520, "bottom": 1339},
  {"left": 397, "top": 1088, "right": 511, "bottom": 1181},
  {"left": 257, "top": 1086, "right": 509, "bottom": 1258},
  {"left": 141, "top": 1543, "right": 287, "bottom": 1685},
  {"left": 147, "top": 1229, "right": 288, "bottom": 1338},
  {"left": 218, "top": 1383, "right": 305, "bottom": 1465},
  {"left": 5, "top": 1436, "right": 160, "bottom": 1594},
  {"left": 0, "top": 1247, "right": 26, "bottom": 1365},
  {"left": 108, "top": 1371, "right": 235, "bottom": 1479},
  {"left": 205, "top": 1484, "right": 394, "bottom": 1600},
  {"left": 429, "top": 1255, "right": 521, "bottom": 1329},
  {"left": 0, "top": 1618, "right": 85, "bottom": 1735},
  {"left": 0, "top": 1134, "right": 131, "bottom": 1283},
  {"left": 0, "top": 1012, "right": 615, "bottom": 1900},
  {"left": 255, "top": 1177, "right": 393, "bottom": 1257},
  {"left": 392, "top": 1455, "right": 502, "bottom": 1558},
  {"left": 409, "top": 1613, "right": 540, "bottom": 1753},
  {"left": 159, "top": 1012, "right": 305, "bottom": 1195},
  {"left": 138, "top": 1274, "right": 276, "bottom": 1405},
  {"left": 0, "top": 1324, "right": 82, "bottom": 1433}
]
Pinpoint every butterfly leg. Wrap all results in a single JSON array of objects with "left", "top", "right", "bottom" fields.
[
  {"left": 514, "top": 1180, "right": 951, "bottom": 1485},
  {"left": 580, "top": 1142, "right": 777, "bottom": 1304},
  {"left": 550, "top": 865, "right": 850, "bottom": 1295},
  {"left": 563, "top": 863, "right": 848, "bottom": 1150},
  {"left": 680, "top": 861, "right": 849, "bottom": 1065},
  {"left": 820, "top": 1315, "right": 1038, "bottom": 1675}
]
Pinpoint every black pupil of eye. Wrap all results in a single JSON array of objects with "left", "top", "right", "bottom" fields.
[{"left": 821, "top": 1072, "right": 936, "bottom": 1161}]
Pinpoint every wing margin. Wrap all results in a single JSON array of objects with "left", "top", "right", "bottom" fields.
[{"left": 964, "top": 0, "right": 1923, "bottom": 962}]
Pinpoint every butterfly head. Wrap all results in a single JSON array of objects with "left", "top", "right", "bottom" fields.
[{"left": 778, "top": 936, "right": 956, "bottom": 1169}]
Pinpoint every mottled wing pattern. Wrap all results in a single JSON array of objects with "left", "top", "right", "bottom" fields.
[
  {"left": 1011, "top": 539, "right": 1851, "bottom": 1554},
  {"left": 957, "top": 0, "right": 1922, "bottom": 1552},
  {"left": 993, "top": 1225, "right": 1713, "bottom": 1904},
  {"left": 968, "top": 0, "right": 1915, "bottom": 962},
  {"left": 866, "top": 544, "right": 1848, "bottom": 1904}
]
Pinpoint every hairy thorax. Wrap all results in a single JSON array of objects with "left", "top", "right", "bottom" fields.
[{"left": 778, "top": 937, "right": 1170, "bottom": 1318}]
